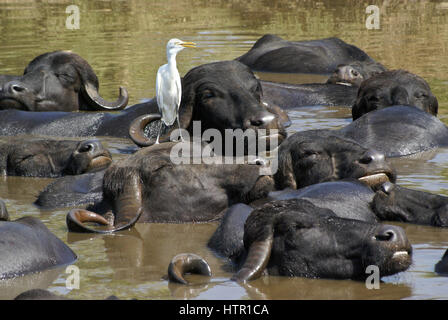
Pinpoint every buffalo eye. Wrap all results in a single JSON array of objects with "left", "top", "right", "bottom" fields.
[
  {"left": 252, "top": 83, "right": 262, "bottom": 96},
  {"left": 414, "top": 92, "right": 428, "bottom": 99},
  {"left": 56, "top": 73, "right": 75, "bottom": 85},
  {"left": 367, "top": 95, "right": 380, "bottom": 103},
  {"left": 201, "top": 89, "right": 215, "bottom": 100},
  {"left": 303, "top": 150, "right": 319, "bottom": 159}
]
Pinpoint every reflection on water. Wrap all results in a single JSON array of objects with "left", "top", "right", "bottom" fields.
[{"left": 0, "top": 0, "right": 448, "bottom": 300}]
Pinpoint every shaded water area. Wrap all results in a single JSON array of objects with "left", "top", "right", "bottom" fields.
[{"left": 0, "top": 0, "right": 448, "bottom": 299}]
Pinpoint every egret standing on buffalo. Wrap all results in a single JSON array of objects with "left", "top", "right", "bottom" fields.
[{"left": 155, "top": 38, "right": 196, "bottom": 144}]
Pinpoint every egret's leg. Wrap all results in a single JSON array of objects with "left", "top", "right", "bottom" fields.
[
  {"left": 155, "top": 121, "right": 163, "bottom": 144},
  {"left": 176, "top": 114, "right": 184, "bottom": 142}
]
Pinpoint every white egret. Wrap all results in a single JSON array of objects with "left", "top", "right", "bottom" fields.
[{"left": 155, "top": 38, "right": 196, "bottom": 144}]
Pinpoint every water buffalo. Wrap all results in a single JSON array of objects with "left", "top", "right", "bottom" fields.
[
  {"left": 326, "top": 61, "right": 387, "bottom": 87},
  {"left": 208, "top": 199, "right": 412, "bottom": 282},
  {"left": 236, "top": 34, "right": 382, "bottom": 74},
  {"left": 259, "top": 60, "right": 386, "bottom": 109},
  {"left": 274, "top": 129, "right": 395, "bottom": 190},
  {"left": 338, "top": 106, "right": 448, "bottom": 157},
  {"left": 207, "top": 180, "right": 448, "bottom": 280},
  {"left": 0, "top": 200, "right": 77, "bottom": 280},
  {"left": 0, "top": 51, "right": 128, "bottom": 112},
  {"left": 0, "top": 61, "right": 287, "bottom": 141},
  {"left": 0, "top": 137, "right": 112, "bottom": 177},
  {"left": 61, "top": 129, "right": 394, "bottom": 233},
  {"left": 352, "top": 70, "right": 438, "bottom": 120}
]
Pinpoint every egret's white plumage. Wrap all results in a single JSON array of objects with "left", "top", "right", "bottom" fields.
[{"left": 155, "top": 38, "right": 196, "bottom": 144}]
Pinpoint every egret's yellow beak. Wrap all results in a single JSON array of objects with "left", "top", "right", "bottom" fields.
[{"left": 180, "top": 41, "right": 197, "bottom": 48}]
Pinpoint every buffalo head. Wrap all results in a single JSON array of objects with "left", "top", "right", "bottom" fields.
[
  {"left": 0, "top": 137, "right": 112, "bottom": 177},
  {"left": 275, "top": 130, "right": 396, "bottom": 190},
  {"left": 0, "top": 51, "right": 128, "bottom": 111},
  {"left": 352, "top": 70, "right": 438, "bottom": 120},
  {"left": 129, "top": 60, "right": 288, "bottom": 152}
]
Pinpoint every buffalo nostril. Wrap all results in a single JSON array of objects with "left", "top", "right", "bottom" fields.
[
  {"left": 78, "top": 140, "right": 103, "bottom": 154},
  {"left": 375, "top": 230, "right": 397, "bottom": 242},
  {"left": 79, "top": 144, "right": 93, "bottom": 153},
  {"left": 250, "top": 113, "right": 275, "bottom": 127},
  {"left": 12, "top": 84, "right": 25, "bottom": 93},
  {"left": 360, "top": 150, "right": 385, "bottom": 164},
  {"left": 250, "top": 118, "right": 264, "bottom": 127}
]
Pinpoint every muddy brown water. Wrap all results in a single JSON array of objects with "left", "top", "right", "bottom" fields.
[{"left": 0, "top": 0, "right": 448, "bottom": 300}]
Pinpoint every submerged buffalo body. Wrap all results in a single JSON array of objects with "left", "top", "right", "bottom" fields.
[
  {"left": 0, "top": 137, "right": 111, "bottom": 177},
  {"left": 236, "top": 34, "right": 382, "bottom": 74},
  {"left": 260, "top": 60, "right": 386, "bottom": 109},
  {"left": 264, "top": 180, "right": 448, "bottom": 227},
  {"left": 0, "top": 200, "right": 76, "bottom": 279},
  {"left": 339, "top": 106, "right": 448, "bottom": 157},
  {"left": 0, "top": 51, "right": 128, "bottom": 112},
  {"left": 261, "top": 81, "right": 359, "bottom": 109}
]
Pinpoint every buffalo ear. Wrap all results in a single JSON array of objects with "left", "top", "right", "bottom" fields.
[
  {"left": 428, "top": 94, "right": 439, "bottom": 116},
  {"left": 352, "top": 94, "right": 368, "bottom": 120},
  {"left": 178, "top": 77, "right": 195, "bottom": 132},
  {"left": 274, "top": 145, "right": 297, "bottom": 190}
]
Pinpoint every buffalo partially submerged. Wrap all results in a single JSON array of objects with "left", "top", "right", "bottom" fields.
[
  {"left": 260, "top": 60, "right": 386, "bottom": 109},
  {"left": 207, "top": 180, "right": 448, "bottom": 282},
  {"left": 0, "top": 51, "right": 128, "bottom": 112},
  {"left": 64, "top": 142, "right": 276, "bottom": 233},
  {"left": 0, "top": 200, "right": 77, "bottom": 280},
  {"left": 260, "top": 81, "right": 359, "bottom": 109},
  {"left": 274, "top": 129, "right": 395, "bottom": 190},
  {"left": 207, "top": 199, "right": 412, "bottom": 282},
  {"left": 0, "top": 137, "right": 112, "bottom": 177},
  {"left": 339, "top": 106, "right": 448, "bottom": 157},
  {"left": 56, "top": 129, "right": 394, "bottom": 233},
  {"left": 0, "top": 61, "right": 288, "bottom": 141},
  {"left": 326, "top": 61, "right": 386, "bottom": 87},
  {"left": 236, "top": 34, "right": 383, "bottom": 74},
  {"left": 352, "top": 70, "right": 438, "bottom": 120}
]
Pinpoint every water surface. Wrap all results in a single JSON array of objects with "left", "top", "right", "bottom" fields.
[{"left": 0, "top": 0, "right": 447, "bottom": 300}]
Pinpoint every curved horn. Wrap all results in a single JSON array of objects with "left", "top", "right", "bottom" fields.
[
  {"left": 231, "top": 233, "right": 273, "bottom": 282},
  {"left": 168, "top": 253, "right": 212, "bottom": 285},
  {"left": 83, "top": 83, "right": 129, "bottom": 111},
  {"left": 129, "top": 113, "right": 165, "bottom": 147},
  {"left": 66, "top": 209, "right": 111, "bottom": 233},
  {"left": 67, "top": 175, "right": 143, "bottom": 233}
]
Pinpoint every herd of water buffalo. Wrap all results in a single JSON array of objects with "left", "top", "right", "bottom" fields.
[{"left": 1, "top": 34, "right": 448, "bottom": 299}]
